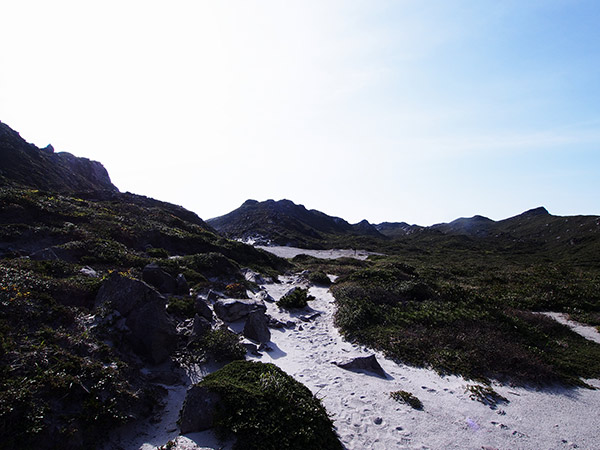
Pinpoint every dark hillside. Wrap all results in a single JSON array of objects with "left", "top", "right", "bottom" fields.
[
  {"left": 208, "top": 199, "right": 385, "bottom": 248},
  {"left": 0, "top": 121, "right": 117, "bottom": 192}
]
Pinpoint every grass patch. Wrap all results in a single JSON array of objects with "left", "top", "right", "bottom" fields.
[
  {"left": 277, "top": 288, "right": 315, "bottom": 309},
  {"left": 465, "top": 384, "right": 509, "bottom": 409},
  {"left": 390, "top": 390, "right": 423, "bottom": 410},
  {"left": 198, "top": 361, "right": 342, "bottom": 450}
]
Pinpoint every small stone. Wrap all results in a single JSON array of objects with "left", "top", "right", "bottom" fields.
[{"left": 374, "top": 417, "right": 383, "bottom": 425}]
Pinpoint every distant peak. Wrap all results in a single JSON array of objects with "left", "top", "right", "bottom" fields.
[
  {"left": 242, "top": 199, "right": 259, "bottom": 206},
  {"left": 523, "top": 206, "right": 550, "bottom": 216}
]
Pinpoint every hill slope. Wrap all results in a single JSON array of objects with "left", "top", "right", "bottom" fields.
[
  {"left": 0, "top": 121, "right": 117, "bottom": 192},
  {"left": 208, "top": 199, "right": 385, "bottom": 248}
]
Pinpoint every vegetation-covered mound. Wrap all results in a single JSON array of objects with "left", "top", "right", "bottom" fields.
[
  {"left": 330, "top": 256, "right": 600, "bottom": 386},
  {"left": 0, "top": 185, "right": 289, "bottom": 449},
  {"left": 196, "top": 361, "right": 342, "bottom": 450}
]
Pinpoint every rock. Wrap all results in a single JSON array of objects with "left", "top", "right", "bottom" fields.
[
  {"left": 255, "top": 290, "right": 275, "bottom": 303},
  {"left": 333, "top": 355, "right": 386, "bottom": 378},
  {"left": 242, "top": 341, "right": 260, "bottom": 356},
  {"left": 207, "top": 289, "right": 222, "bottom": 303},
  {"left": 30, "top": 247, "right": 59, "bottom": 261},
  {"left": 95, "top": 273, "right": 177, "bottom": 364},
  {"left": 142, "top": 263, "right": 177, "bottom": 294},
  {"left": 179, "top": 385, "right": 222, "bottom": 433},
  {"left": 190, "top": 314, "right": 212, "bottom": 339},
  {"left": 80, "top": 266, "right": 99, "bottom": 278},
  {"left": 267, "top": 316, "right": 286, "bottom": 329},
  {"left": 242, "top": 268, "right": 265, "bottom": 284},
  {"left": 300, "top": 312, "right": 321, "bottom": 322},
  {"left": 195, "top": 296, "right": 213, "bottom": 321},
  {"left": 243, "top": 311, "right": 271, "bottom": 343},
  {"left": 213, "top": 298, "right": 266, "bottom": 322},
  {"left": 176, "top": 273, "right": 189, "bottom": 295}
]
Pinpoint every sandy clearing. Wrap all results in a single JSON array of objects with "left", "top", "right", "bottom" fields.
[
  {"left": 256, "top": 245, "right": 379, "bottom": 260},
  {"left": 251, "top": 276, "right": 600, "bottom": 450}
]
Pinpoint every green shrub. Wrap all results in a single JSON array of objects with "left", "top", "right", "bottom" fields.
[
  {"left": 390, "top": 390, "right": 423, "bottom": 410},
  {"left": 308, "top": 271, "right": 332, "bottom": 286},
  {"left": 199, "top": 329, "right": 246, "bottom": 362},
  {"left": 167, "top": 296, "right": 196, "bottom": 319},
  {"left": 146, "top": 247, "right": 169, "bottom": 258},
  {"left": 277, "top": 288, "right": 315, "bottom": 309},
  {"left": 198, "top": 361, "right": 342, "bottom": 450},
  {"left": 465, "top": 384, "right": 508, "bottom": 408}
]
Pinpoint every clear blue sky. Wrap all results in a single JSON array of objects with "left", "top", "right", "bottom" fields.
[{"left": 1, "top": 1, "right": 598, "bottom": 225}]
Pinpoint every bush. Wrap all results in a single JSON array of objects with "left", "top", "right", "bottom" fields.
[
  {"left": 198, "top": 361, "right": 342, "bottom": 450},
  {"left": 167, "top": 296, "right": 196, "bottom": 319},
  {"left": 199, "top": 329, "right": 246, "bottom": 362},
  {"left": 465, "top": 384, "right": 508, "bottom": 409},
  {"left": 308, "top": 271, "right": 332, "bottom": 286},
  {"left": 390, "top": 390, "right": 423, "bottom": 410},
  {"left": 277, "top": 288, "right": 315, "bottom": 309}
]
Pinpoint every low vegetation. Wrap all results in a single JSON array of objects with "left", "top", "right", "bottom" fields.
[
  {"left": 465, "top": 384, "right": 509, "bottom": 409},
  {"left": 198, "top": 361, "right": 342, "bottom": 450},
  {"left": 390, "top": 390, "right": 423, "bottom": 410},
  {"left": 328, "top": 255, "right": 600, "bottom": 386},
  {"left": 277, "top": 288, "right": 315, "bottom": 309}
]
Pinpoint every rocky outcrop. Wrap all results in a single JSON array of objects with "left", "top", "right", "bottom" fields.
[
  {"left": 333, "top": 355, "right": 386, "bottom": 378},
  {"left": 0, "top": 120, "right": 118, "bottom": 192},
  {"left": 213, "top": 298, "right": 266, "bottom": 322},
  {"left": 142, "top": 263, "right": 178, "bottom": 294},
  {"left": 195, "top": 297, "right": 214, "bottom": 321},
  {"left": 95, "top": 273, "right": 177, "bottom": 364},
  {"left": 179, "top": 385, "right": 222, "bottom": 433},
  {"left": 243, "top": 311, "right": 271, "bottom": 343}
]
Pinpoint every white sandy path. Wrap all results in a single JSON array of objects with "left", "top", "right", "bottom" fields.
[
  {"left": 541, "top": 312, "right": 600, "bottom": 345},
  {"left": 252, "top": 275, "right": 600, "bottom": 450},
  {"left": 256, "top": 245, "right": 378, "bottom": 260}
]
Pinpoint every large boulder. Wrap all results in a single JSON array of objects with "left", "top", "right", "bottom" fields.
[
  {"left": 179, "top": 385, "right": 222, "bottom": 433},
  {"left": 333, "top": 355, "right": 386, "bottom": 378},
  {"left": 142, "top": 263, "right": 178, "bottom": 294},
  {"left": 195, "top": 296, "right": 213, "bottom": 321},
  {"left": 213, "top": 298, "right": 266, "bottom": 322},
  {"left": 190, "top": 314, "right": 212, "bottom": 339},
  {"left": 243, "top": 311, "right": 271, "bottom": 343},
  {"left": 176, "top": 273, "right": 189, "bottom": 295},
  {"left": 95, "top": 273, "right": 177, "bottom": 364}
]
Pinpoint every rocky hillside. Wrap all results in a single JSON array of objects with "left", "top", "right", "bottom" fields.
[
  {"left": 0, "top": 122, "right": 317, "bottom": 449},
  {"left": 0, "top": 121, "right": 117, "bottom": 192},
  {"left": 208, "top": 199, "right": 385, "bottom": 248}
]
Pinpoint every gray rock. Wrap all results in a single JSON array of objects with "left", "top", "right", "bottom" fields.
[
  {"left": 333, "top": 355, "right": 386, "bottom": 378},
  {"left": 242, "top": 341, "right": 260, "bottom": 356},
  {"left": 142, "top": 263, "right": 177, "bottom": 294},
  {"left": 191, "top": 314, "right": 212, "bottom": 339},
  {"left": 30, "top": 247, "right": 59, "bottom": 261},
  {"left": 243, "top": 311, "right": 271, "bottom": 343},
  {"left": 176, "top": 273, "right": 189, "bottom": 295},
  {"left": 242, "top": 268, "right": 265, "bottom": 284},
  {"left": 255, "top": 290, "right": 275, "bottom": 303},
  {"left": 95, "top": 273, "right": 177, "bottom": 364},
  {"left": 195, "top": 296, "right": 213, "bottom": 321},
  {"left": 80, "top": 266, "right": 99, "bottom": 278},
  {"left": 213, "top": 298, "right": 266, "bottom": 322},
  {"left": 300, "top": 312, "right": 321, "bottom": 322},
  {"left": 207, "top": 289, "right": 222, "bottom": 303},
  {"left": 179, "top": 385, "right": 222, "bottom": 433}
]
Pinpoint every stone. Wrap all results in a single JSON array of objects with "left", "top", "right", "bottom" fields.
[
  {"left": 179, "top": 385, "right": 222, "bottom": 433},
  {"left": 142, "top": 263, "right": 177, "bottom": 294},
  {"left": 80, "top": 266, "right": 99, "bottom": 278},
  {"left": 243, "top": 311, "right": 271, "bottom": 343},
  {"left": 195, "top": 296, "right": 213, "bottom": 321},
  {"left": 333, "top": 355, "right": 386, "bottom": 378},
  {"left": 242, "top": 268, "right": 265, "bottom": 284},
  {"left": 207, "top": 289, "right": 222, "bottom": 303},
  {"left": 190, "top": 314, "right": 212, "bottom": 339},
  {"left": 95, "top": 273, "right": 177, "bottom": 364},
  {"left": 300, "top": 312, "right": 321, "bottom": 322},
  {"left": 176, "top": 273, "right": 189, "bottom": 295},
  {"left": 255, "top": 290, "right": 275, "bottom": 303},
  {"left": 213, "top": 298, "right": 266, "bottom": 322}
]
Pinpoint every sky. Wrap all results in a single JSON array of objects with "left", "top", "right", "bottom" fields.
[{"left": 1, "top": 0, "right": 599, "bottom": 226}]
